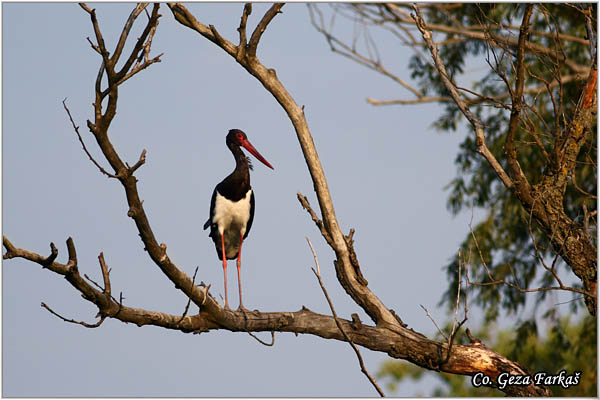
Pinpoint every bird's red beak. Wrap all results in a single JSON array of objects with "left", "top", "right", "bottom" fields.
[{"left": 241, "top": 139, "right": 274, "bottom": 170}]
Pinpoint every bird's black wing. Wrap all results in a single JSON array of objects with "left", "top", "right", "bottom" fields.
[
  {"left": 204, "top": 189, "right": 217, "bottom": 231},
  {"left": 244, "top": 189, "right": 255, "bottom": 239}
]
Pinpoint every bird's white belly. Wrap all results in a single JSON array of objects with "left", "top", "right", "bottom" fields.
[{"left": 213, "top": 189, "right": 252, "bottom": 236}]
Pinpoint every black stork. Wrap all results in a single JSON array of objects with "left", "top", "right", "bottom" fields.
[{"left": 203, "top": 129, "right": 274, "bottom": 311}]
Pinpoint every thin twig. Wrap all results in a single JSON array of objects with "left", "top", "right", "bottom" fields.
[
  {"left": 79, "top": 3, "right": 110, "bottom": 65},
  {"left": 84, "top": 272, "right": 119, "bottom": 304},
  {"left": 41, "top": 302, "right": 106, "bottom": 328},
  {"left": 237, "top": 3, "right": 252, "bottom": 55},
  {"left": 451, "top": 249, "right": 463, "bottom": 334},
  {"left": 504, "top": 4, "right": 534, "bottom": 191},
  {"left": 467, "top": 215, "right": 592, "bottom": 297},
  {"left": 113, "top": 3, "right": 150, "bottom": 65},
  {"left": 411, "top": 5, "right": 514, "bottom": 191},
  {"left": 98, "top": 252, "right": 111, "bottom": 296},
  {"left": 308, "top": 4, "right": 424, "bottom": 99},
  {"left": 177, "top": 266, "right": 199, "bottom": 323},
  {"left": 582, "top": 203, "right": 596, "bottom": 242},
  {"left": 419, "top": 304, "right": 448, "bottom": 341},
  {"left": 247, "top": 331, "right": 275, "bottom": 346},
  {"left": 115, "top": 3, "right": 161, "bottom": 81},
  {"left": 127, "top": 149, "right": 147, "bottom": 174},
  {"left": 366, "top": 96, "right": 453, "bottom": 105},
  {"left": 571, "top": 172, "right": 597, "bottom": 199},
  {"left": 84, "top": 273, "right": 104, "bottom": 290},
  {"left": 63, "top": 99, "right": 118, "bottom": 178},
  {"left": 115, "top": 53, "right": 163, "bottom": 87},
  {"left": 42, "top": 242, "right": 59, "bottom": 268},
  {"left": 306, "top": 237, "right": 385, "bottom": 397},
  {"left": 247, "top": 3, "right": 284, "bottom": 58},
  {"left": 584, "top": 5, "right": 596, "bottom": 59},
  {"left": 443, "top": 250, "right": 468, "bottom": 364},
  {"left": 297, "top": 193, "right": 334, "bottom": 247}
]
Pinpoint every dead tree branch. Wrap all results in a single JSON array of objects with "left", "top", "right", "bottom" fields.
[
  {"left": 63, "top": 99, "right": 118, "bottom": 179},
  {"left": 309, "top": 4, "right": 589, "bottom": 107},
  {"left": 247, "top": 331, "right": 275, "bottom": 347},
  {"left": 411, "top": 6, "right": 514, "bottom": 191},
  {"left": 3, "top": 233, "right": 554, "bottom": 397},
  {"left": 76, "top": 3, "right": 223, "bottom": 318},
  {"left": 419, "top": 304, "right": 448, "bottom": 340},
  {"left": 307, "top": 237, "right": 385, "bottom": 397},
  {"left": 504, "top": 5, "right": 534, "bottom": 198},
  {"left": 41, "top": 302, "right": 106, "bottom": 328}
]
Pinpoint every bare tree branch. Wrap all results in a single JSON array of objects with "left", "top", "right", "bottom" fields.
[
  {"left": 176, "top": 266, "right": 199, "bottom": 323},
  {"left": 504, "top": 5, "right": 534, "bottom": 196},
  {"left": 247, "top": 3, "right": 284, "bottom": 59},
  {"left": 168, "top": 3, "right": 237, "bottom": 56},
  {"left": 4, "top": 233, "right": 556, "bottom": 394},
  {"left": 247, "top": 331, "right": 275, "bottom": 347},
  {"left": 77, "top": 3, "right": 223, "bottom": 318},
  {"left": 41, "top": 302, "right": 106, "bottom": 328},
  {"left": 420, "top": 304, "right": 448, "bottom": 340},
  {"left": 366, "top": 96, "right": 453, "bottom": 106},
  {"left": 411, "top": 5, "right": 514, "bottom": 191},
  {"left": 98, "top": 252, "right": 111, "bottom": 296},
  {"left": 63, "top": 99, "right": 118, "bottom": 179},
  {"left": 386, "top": 3, "right": 589, "bottom": 74},
  {"left": 306, "top": 237, "right": 385, "bottom": 397},
  {"left": 112, "top": 3, "right": 149, "bottom": 67},
  {"left": 236, "top": 3, "right": 252, "bottom": 60},
  {"left": 80, "top": 3, "right": 110, "bottom": 64},
  {"left": 448, "top": 250, "right": 468, "bottom": 342},
  {"left": 308, "top": 4, "right": 425, "bottom": 100},
  {"left": 297, "top": 192, "right": 334, "bottom": 247}
]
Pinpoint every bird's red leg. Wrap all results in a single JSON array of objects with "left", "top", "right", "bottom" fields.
[
  {"left": 236, "top": 232, "right": 249, "bottom": 312},
  {"left": 221, "top": 232, "right": 229, "bottom": 310}
]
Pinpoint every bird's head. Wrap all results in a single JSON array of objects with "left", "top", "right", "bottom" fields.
[{"left": 227, "top": 129, "right": 274, "bottom": 170}]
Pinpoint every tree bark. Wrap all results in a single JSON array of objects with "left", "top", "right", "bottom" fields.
[{"left": 3, "top": 235, "right": 552, "bottom": 396}]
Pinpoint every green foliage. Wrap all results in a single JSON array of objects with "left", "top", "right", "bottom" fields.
[
  {"left": 408, "top": 3, "right": 598, "bottom": 320},
  {"left": 378, "top": 315, "right": 597, "bottom": 396}
]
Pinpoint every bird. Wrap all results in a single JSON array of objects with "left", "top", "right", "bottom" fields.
[{"left": 204, "top": 129, "right": 274, "bottom": 311}]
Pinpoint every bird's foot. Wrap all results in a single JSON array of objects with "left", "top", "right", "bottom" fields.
[
  {"left": 237, "top": 304, "right": 254, "bottom": 314},
  {"left": 236, "top": 304, "right": 252, "bottom": 314}
]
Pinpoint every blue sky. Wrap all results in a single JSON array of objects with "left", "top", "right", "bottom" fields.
[{"left": 3, "top": 3, "right": 501, "bottom": 396}]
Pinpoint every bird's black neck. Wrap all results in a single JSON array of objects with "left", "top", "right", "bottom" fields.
[{"left": 217, "top": 144, "right": 251, "bottom": 201}]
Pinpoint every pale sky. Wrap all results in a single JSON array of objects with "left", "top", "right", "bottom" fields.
[{"left": 3, "top": 2, "right": 502, "bottom": 396}]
